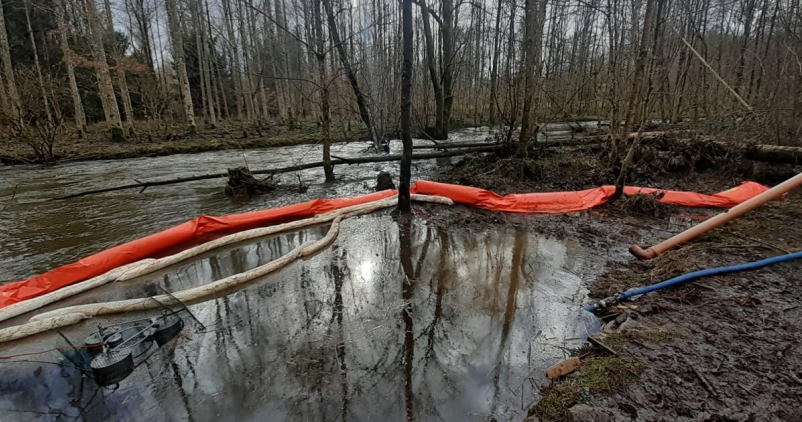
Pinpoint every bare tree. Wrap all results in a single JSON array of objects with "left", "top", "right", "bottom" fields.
[
  {"left": 397, "top": 0, "right": 413, "bottom": 212},
  {"left": 86, "top": 0, "right": 125, "bottom": 140},
  {"left": 166, "top": 0, "right": 198, "bottom": 132}
]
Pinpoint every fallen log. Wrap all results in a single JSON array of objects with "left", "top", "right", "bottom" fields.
[
  {"left": 53, "top": 145, "right": 502, "bottom": 200},
  {"left": 744, "top": 144, "right": 802, "bottom": 165},
  {"left": 414, "top": 141, "right": 501, "bottom": 149},
  {"left": 646, "top": 138, "right": 802, "bottom": 166},
  {"left": 553, "top": 132, "right": 802, "bottom": 165}
]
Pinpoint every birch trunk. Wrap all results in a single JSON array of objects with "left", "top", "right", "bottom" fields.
[
  {"left": 57, "top": 0, "right": 86, "bottom": 135},
  {"left": 165, "top": 0, "right": 197, "bottom": 132},
  {"left": 86, "top": 0, "right": 124, "bottom": 140}
]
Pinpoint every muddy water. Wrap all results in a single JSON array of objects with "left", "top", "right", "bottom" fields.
[
  {"left": 0, "top": 124, "right": 597, "bottom": 283},
  {"left": 0, "top": 128, "right": 492, "bottom": 283},
  {"left": 0, "top": 124, "right": 602, "bottom": 421},
  {"left": 0, "top": 214, "right": 599, "bottom": 421}
]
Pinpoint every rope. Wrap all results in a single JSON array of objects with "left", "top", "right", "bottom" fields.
[{"left": 0, "top": 194, "right": 452, "bottom": 344}]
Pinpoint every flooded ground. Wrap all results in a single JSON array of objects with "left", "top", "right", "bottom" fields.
[
  {"left": 0, "top": 213, "right": 604, "bottom": 421},
  {"left": 0, "top": 124, "right": 604, "bottom": 421}
]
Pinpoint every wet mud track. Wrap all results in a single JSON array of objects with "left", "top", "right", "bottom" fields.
[
  {"left": 569, "top": 196, "right": 802, "bottom": 422},
  {"left": 0, "top": 208, "right": 607, "bottom": 421}
]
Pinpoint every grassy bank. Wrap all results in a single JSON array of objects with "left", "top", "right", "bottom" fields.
[{"left": 0, "top": 122, "right": 367, "bottom": 165}]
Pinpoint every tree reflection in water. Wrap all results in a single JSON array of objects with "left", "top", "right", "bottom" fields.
[{"left": 0, "top": 213, "right": 595, "bottom": 422}]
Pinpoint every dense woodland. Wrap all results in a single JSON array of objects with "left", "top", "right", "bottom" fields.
[{"left": 0, "top": 0, "right": 801, "bottom": 165}]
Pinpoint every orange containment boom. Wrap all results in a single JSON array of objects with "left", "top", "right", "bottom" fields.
[
  {"left": 409, "top": 180, "right": 769, "bottom": 213},
  {"left": 0, "top": 180, "right": 770, "bottom": 309}
]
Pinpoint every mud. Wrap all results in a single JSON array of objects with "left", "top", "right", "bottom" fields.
[
  {"left": 2, "top": 124, "right": 800, "bottom": 421},
  {"left": 575, "top": 194, "right": 802, "bottom": 422},
  {"left": 435, "top": 144, "right": 802, "bottom": 421}
]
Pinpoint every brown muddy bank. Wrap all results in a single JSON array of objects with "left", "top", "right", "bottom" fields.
[
  {"left": 1, "top": 126, "right": 799, "bottom": 421},
  {"left": 0, "top": 122, "right": 366, "bottom": 165},
  {"left": 565, "top": 193, "right": 802, "bottom": 422},
  {"left": 436, "top": 144, "right": 802, "bottom": 421}
]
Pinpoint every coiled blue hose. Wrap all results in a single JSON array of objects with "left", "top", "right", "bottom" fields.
[{"left": 585, "top": 250, "right": 802, "bottom": 313}]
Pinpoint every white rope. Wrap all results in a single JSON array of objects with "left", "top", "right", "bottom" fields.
[{"left": 0, "top": 194, "right": 452, "bottom": 343}]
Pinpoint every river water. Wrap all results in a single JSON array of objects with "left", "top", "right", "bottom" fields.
[{"left": 0, "top": 125, "right": 602, "bottom": 421}]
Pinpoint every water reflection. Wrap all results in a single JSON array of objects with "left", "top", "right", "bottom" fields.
[
  {"left": 0, "top": 123, "right": 604, "bottom": 283},
  {"left": 0, "top": 213, "right": 595, "bottom": 421}
]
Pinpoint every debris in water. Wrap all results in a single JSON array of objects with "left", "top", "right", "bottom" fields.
[
  {"left": 375, "top": 171, "right": 395, "bottom": 191},
  {"left": 225, "top": 167, "right": 277, "bottom": 197}
]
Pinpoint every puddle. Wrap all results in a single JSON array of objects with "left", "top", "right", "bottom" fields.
[{"left": 0, "top": 212, "right": 599, "bottom": 421}]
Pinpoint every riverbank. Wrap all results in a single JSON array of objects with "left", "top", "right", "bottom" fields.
[
  {"left": 434, "top": 143, "right": 802, "bottom": 421},
  {"left": 0, "top": 122, "right": 367, "bottom": 165},
  {"left": 2, "top": 125, "right": 800, "bottom": 420}
]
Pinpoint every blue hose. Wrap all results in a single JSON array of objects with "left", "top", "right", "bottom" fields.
[{"left": 585, "top": 250, "right": 802, "bottom": 313}]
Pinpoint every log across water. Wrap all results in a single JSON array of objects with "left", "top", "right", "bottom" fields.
[
  {"left": 53, "top": 146, "right": 502, "bottom": 200},
  {"left": 53, "top": 134, "right": 802, "bottom": 200}
]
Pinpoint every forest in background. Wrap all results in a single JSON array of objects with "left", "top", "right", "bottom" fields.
[{"left": 0, "top": 0, "right": 801, "bottom": 164}]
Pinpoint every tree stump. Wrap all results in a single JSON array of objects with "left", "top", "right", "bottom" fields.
[
  {"left": 375, "top": 171, "right": 395, "bottom": 191},
  {"left": 225, "top": 167, "right": 277, "bottom": 197}
]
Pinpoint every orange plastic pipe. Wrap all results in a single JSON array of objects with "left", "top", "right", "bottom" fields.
[{"left": 630, "top": 172, "right": 802, "bottom": 259}]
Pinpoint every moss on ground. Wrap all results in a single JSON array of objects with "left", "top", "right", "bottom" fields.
[{"left": 529, "top": 357, "right": 643, "bottom": 421}]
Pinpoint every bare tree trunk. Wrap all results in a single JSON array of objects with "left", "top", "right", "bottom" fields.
[
  {"left": 517, "top": 0, "right": 546, "bottom": 157},
  {"left": 24, "top": 0, "right": 53, "bottom": 125},
  {"left": 56, "top": 0, "right": 86, "bottom": 136},
  {"left": 418, "top": 0, "right": 445, "bottom": 139},
  {"left": 735, "top": 0, "right": 757, "bottom": 96},
  {"left": 103, "top": 0, "right": 136, "bottom": 133},
  {"left": 614, "top": 0, "right": 658, "bottom": 196},
  {"left": 165, "top": 0, "right": 197, "bottom": 132},
  {"left": 86, "top": 0, "right": 124, "bottom": 140},
  {"left": 117, "top": 69, "right": 135, "bottom": 131},
  {"left": 398, "top": 0, "right": 413, "bottom": 212},
  {"left": 488, "top": 0, "right": 503, "bottom": 126},
  {"left": 0, "top": 0, "right": 17, "bottom": 119},
  {"left": 222, "top": 0, "right": 244, "bottom": 120},
  {"left": 200, "top": 3, "right": 217, "bottom": 126},
  {"left": 237, "top": 0, "right": 256, "bottom": 121},
  {"left": 322, "top": 0, "right": 380, "bottom": 150},
  {"left": 441, "top": 0, "right": 454, "bottom": 138},
  {"left": 617, "top": 0, "right": 656, "bottom": 147},
  {"left": 313, "top": 0, "right": 335, "bottom": 182}
]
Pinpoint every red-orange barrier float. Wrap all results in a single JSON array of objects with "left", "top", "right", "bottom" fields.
[
  {"left": 0, "top": 180, "right": 770, "bottom": 309},
  {"left": 0, "top": 190, "right": 397, "bottom": 308},
  {"left": 410, "top": 180, "right": 770, "bottom": 213}
]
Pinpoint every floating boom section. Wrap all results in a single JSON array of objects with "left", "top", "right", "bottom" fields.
[
  {"left": 0, "top": 180, "right": 770, "bottom": 308},
  {"left": 409, "top": 180, "right": 770, "bottom": 213}
]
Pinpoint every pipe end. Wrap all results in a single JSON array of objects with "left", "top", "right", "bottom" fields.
[{"left": 629, "top": 244, "right": 658, "bottom": 260}]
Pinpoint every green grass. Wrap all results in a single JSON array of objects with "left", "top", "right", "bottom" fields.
[{"left": 529, "top": 357, "right": 643, "bottom": 421}]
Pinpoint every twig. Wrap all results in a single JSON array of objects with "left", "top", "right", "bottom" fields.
[
  {"left": 0, "top": 184, "right": 18, "bottom": 213},
  {"left": 682, "top": 356, "right": 719, "bottom": 398},
  {"left": 725, "top": 231, "right": 792, "bottom": 254}
]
